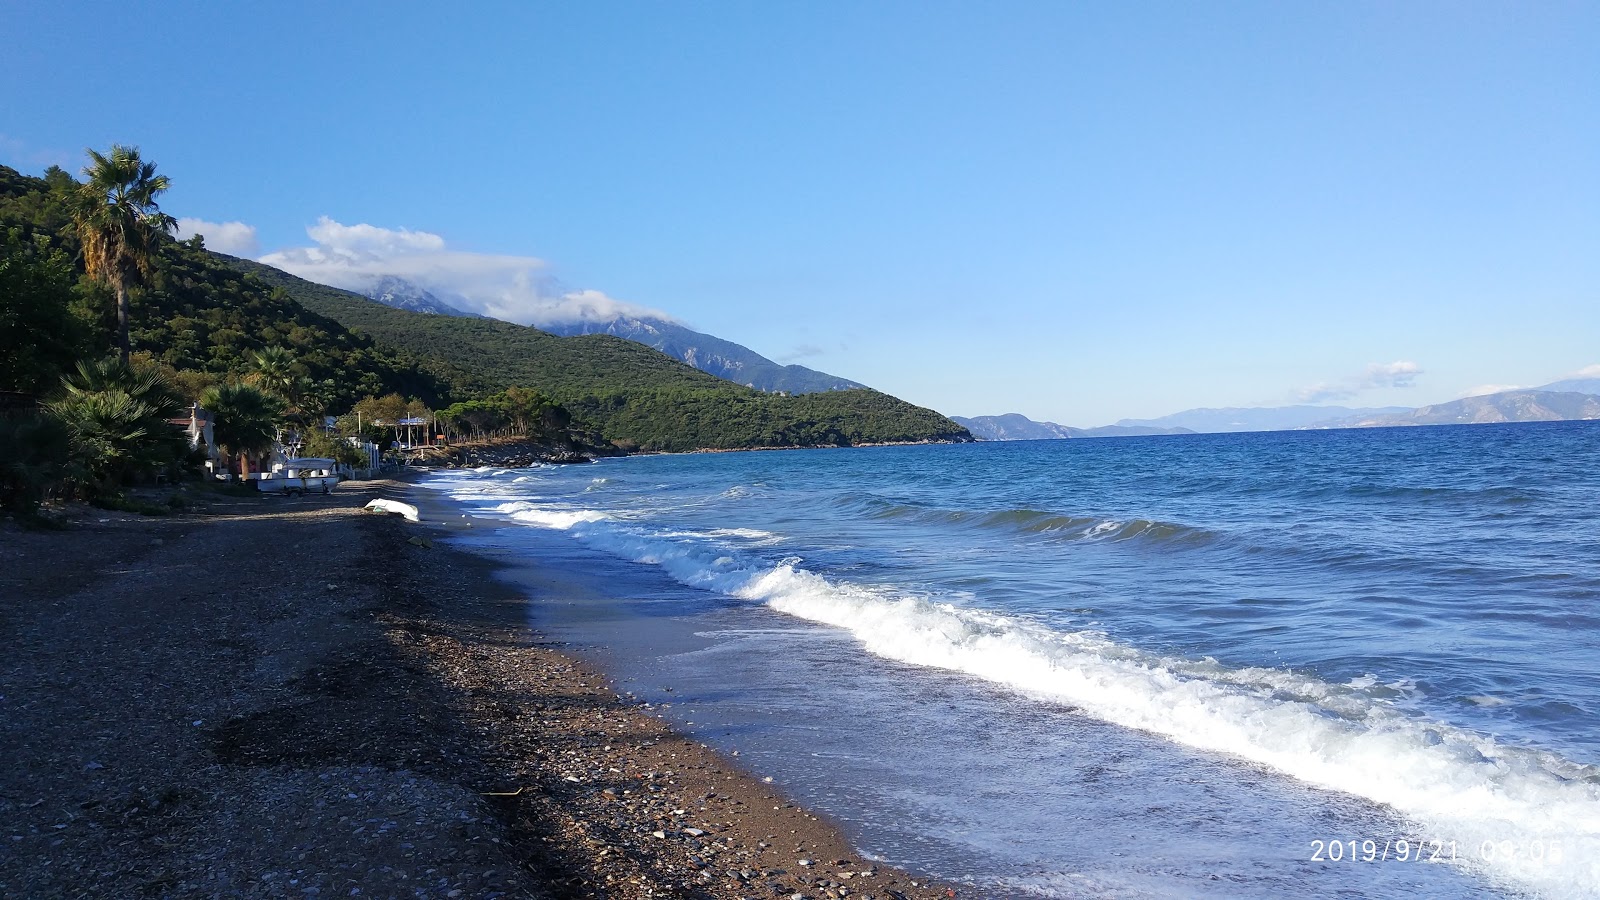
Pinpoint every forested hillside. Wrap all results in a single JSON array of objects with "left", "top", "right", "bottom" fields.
[
  {"left": 4, "top": 160, "right": 968, "bottom": 453},
  {"left": 221, "top": 256, "right": 970, "bottom": 451},
  {"left": 2, "top": 164, "right": 460, "bottom": 411}
]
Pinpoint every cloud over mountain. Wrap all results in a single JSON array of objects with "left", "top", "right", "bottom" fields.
[
  {"left": 1295, "top": 360, "right": 1423, "bottom": 403},
  {"left": 174, "top": 218, "right": 260, "bottom": 256},
  {"left": 258, "top": 217, "right": 672, "bottom": 326}
]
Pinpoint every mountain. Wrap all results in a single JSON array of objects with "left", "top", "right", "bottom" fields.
[
  {"left": 363, "top": 275, "right": 479, "bottom": 317},
  {"left": 1117, "top": 405, "right": 1413, "bottom": 433},
  {"left": 354, "top": 274, "right": 863, "bottom": 395},
  {"left": 952, "top": 414, "right": 1076, "bottom": 441},
  {"left": 964, "top": 389, "right": 1600, "bottom": 441},
  {"left": 1336, "top": 391, "right": 1600, "bottom": 428},
  {"left": 0, "top": 164, "right": 457, "bottom": 409},
  {"left": 953, "top": 413, "right": 1192, "bottom": 440},
  {"left": 541, "top": 316, "right": 866, "bottom": 395},
  {"left": 1078, "top": 424, "right": 1197, "bottom": 438},
  {"left": 217, "top": 255, "right": 969, "bottom": 452},
  {"left": 1535, "top": 377, "right": 1600, "bottom": 396}
]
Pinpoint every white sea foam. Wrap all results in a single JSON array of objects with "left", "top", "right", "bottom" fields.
[
  {"left": 454, "top": 488, "right": 1600, "bottom": 898},
  {"left": 488, "top": 500, "right": 608, "bottom": 530},
  {"left": 1084, "top": 520, "right": 1122, "bottom": 538}
]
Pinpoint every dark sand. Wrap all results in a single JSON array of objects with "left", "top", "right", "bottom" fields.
[{"left": 0, "top": 479, "right": 966, "bottom": 899}]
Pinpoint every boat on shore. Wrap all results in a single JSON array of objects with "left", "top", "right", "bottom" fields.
[{"left": 255, "top": 458, "right": 342, "bottom": 495}]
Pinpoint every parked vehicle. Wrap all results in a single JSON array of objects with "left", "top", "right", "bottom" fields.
[{"left": 256, "top": 458, "right": 340, "bottom": 496}]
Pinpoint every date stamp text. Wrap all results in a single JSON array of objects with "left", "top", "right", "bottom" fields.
[{"left": 1310, "top": 838, "right": 1564, "bottom": 866}]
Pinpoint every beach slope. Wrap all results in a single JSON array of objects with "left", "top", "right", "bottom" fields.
[{"left": 0, "top": 483, "right": 959, "bottom": 899}]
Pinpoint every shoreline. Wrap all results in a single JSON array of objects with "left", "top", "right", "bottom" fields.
[
  {"left": 0, "top": 477, "right": 966, "bottom": 899},
  {"left": 400, "top": 470, "right": 969, "bottom": 899},
  {"left": 407, "top": 434, "right": 973, "bottom": 471}
]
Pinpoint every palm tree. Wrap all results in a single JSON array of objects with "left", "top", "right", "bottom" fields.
[
  {"left": 58, "top": 356, "right": 183, "bottom": 409},
  {"left": 71, "top": 145, "right": 177, "bottom": 363},
  {"left": 201, "top": 383, "right": 284, "bottom": 478},
  {"left": 246, "top": 346, "right": 299, "bottom": 399},
  {"left": 47, "top": 358, "right": 185, "bottom": 497}
]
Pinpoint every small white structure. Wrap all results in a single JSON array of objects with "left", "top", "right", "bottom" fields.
[
  {"left": 167, "top": 403, "right": 221, "bottom": 475},
  {"left": 257, "top": 457, "right": 340, "bottom": 495},
  {"left": 364, "top": 498, "right": 420, "bottom": 522}
]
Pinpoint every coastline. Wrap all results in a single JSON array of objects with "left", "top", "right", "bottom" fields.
[{"left": 0, "top": 476, "right": 964, "bottom": 899}]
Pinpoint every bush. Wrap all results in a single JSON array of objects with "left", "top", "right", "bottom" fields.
[{"left": 0, "top": 413, "right": 68, "bottom": 514}]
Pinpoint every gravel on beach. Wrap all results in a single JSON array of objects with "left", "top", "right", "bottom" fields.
[{"left": 0, "top": 481, "right": 966, "bottom": 900}]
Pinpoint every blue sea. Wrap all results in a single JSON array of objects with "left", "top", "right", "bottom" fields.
[{"left": 423, "top": 421, "right": 1600, "bottom": 899}]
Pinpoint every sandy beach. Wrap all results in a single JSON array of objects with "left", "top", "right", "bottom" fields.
[{"left": 0, "top": 477, "right": 962, "bottom": 899}]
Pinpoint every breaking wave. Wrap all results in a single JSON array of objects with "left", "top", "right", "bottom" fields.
[{"left": 448, "top": 487, "right": 1599, "bottom": 899}]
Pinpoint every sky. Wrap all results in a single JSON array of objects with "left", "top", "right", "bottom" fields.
[{"left": 4, "top": 1, "right": 1596, "bottom": 426}]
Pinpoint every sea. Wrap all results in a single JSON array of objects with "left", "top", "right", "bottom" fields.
[{"left": 422, "top": 421, "right": 1600, "bottom": 899}]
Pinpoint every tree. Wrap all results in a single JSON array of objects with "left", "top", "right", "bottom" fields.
[
  {"left": 201, "top": 383, "right": 284, "bottom": 477},
  {"left": 353, "top": 392, "right": 409, "bottom": 426},
  {"left": 440, "top": 398, "right": 508, "bottom": 440},
  {"left": 46, "top": 357, "right": 185, "bottom": 497},
  {"left": 0, "top": 414, "right": 69, "bottom": 513},
  {"left": 0, "top": 228, "right": 91, "bottom": 394},
  {"left": 246, "top": 346, "right": 300, "bottom": 399},
  {"left": 70, "top": 145, "right": 176, "bottom": 363},
  {"left": 298, "top": 427, "right": 364, "bottom": 468}
]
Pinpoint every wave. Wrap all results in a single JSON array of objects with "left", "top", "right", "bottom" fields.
[
  {"left": 440, "top": 482, "right": 1600, "bottom": 897},
  {"left": 833, "top": 496, "right": 1222, "bottom": 550},
  {"left": 489, "top": 500, "right": 609, "bottom": 530},
  {"left": 1338, "top": 483, "right": 1548, "bottom": 506}
]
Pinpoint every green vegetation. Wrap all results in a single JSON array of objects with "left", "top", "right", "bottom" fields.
[
  {"left": 438, "top": 386, "right": 572, "bottom": 443},
  {"left": 0, "top": 227, "right": 92, "bottom": 395},
  {"left": 225, "top": 258, "right": 970, "bottom": 451},
  {"left": 0, "top": 414, "right": 70, "bottom": 514},
  {"left": 2, "top": 162, "right": 460, "bottom": 412},
  {"left": 1, "top": 147, "right": 967, "bottom": 508},
  {"left": 200, "top": 382, "right": 284, "bottom": 476},
  {"left": 70, "top": 145, "right": 176, "bottom": 363},
  {"left": 46, "top": 357, "right": 187, "bottom": 499}
]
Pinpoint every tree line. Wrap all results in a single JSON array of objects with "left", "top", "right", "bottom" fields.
[
  {"left": 1, "top": 145, "right": 969, "bottom": 514},
  {"left": 0, "top": 148, "right": 586, "bottom": 514}
]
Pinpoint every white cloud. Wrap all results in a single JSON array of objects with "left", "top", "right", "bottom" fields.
[
  {"left": 1362, "top": 360, "right": 1422, "bottom": 389},
  {"left": 1565, "top": 364, "right": 1600, "bottom": 379},
  {"left": 305, "top": 217, "right": 445, "bottom": 258},
  {"left": 174, "top": 217, "right": 261, "bottom": 256},
  {"left": 1458, "top": 383, "right": 1521, "bottom": 398},
  {"left": 259, "top": 217, "right": 673, "bottom": 326},
  {"left": 1294, "top": 360, "right": 1424, "bottom": 403}
]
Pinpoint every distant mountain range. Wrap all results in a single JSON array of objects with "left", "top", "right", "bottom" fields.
[
  {"left": 355, "top": 276, "right": 863, "bottom": 395},
  {"left": 1539, "top": 376, "right": 1600, "bottom": 395},
  {"left": 362, "top": 275, "right": 480, "bottom": 317},
  {"left": 1114, "top": 404, "right": 1411, "bottom": 433},
  {"left": 962, "top": 381, "right": 1600, "bottom": 441},
  {"left": 538, "top": 316, "right": 865, "bottom": 395},
  {"left": 1332, "top": 390, "right": 1600, "bottom": 427},
  {"left": 952, "top": 414, "right": 1192, "bottom": 441}
]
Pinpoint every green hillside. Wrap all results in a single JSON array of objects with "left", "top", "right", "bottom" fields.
[
  {"left": 221, "top": 255, "right": 729, "bottom": 395},
  {"left": 3, "top": 158, "right": 967, "bottom": 453},
  {"left": 220, "top": 256, "right": 971, "bottom": 451},
  {"left": 2, "top": 164, "right": 461, "bottom": 410}
]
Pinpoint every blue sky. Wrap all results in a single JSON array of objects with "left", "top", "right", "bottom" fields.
[{"left": 4, "top": 1, "right": 1596, "bottom": 425}]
